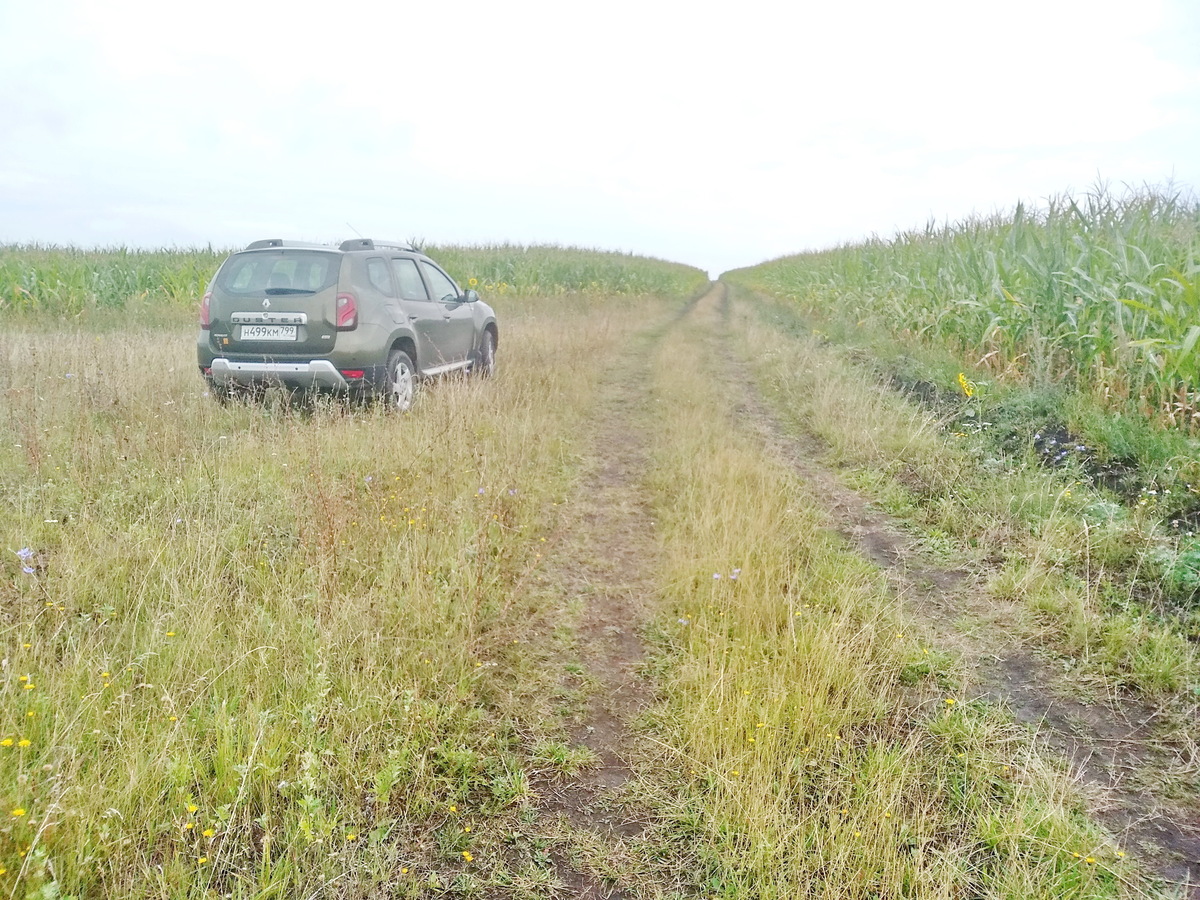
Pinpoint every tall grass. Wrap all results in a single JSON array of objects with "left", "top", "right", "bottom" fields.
[
  {"left": 0, "top": 282, "right": 684, "bottom": 896},
  {"left": 727, "top": 184, "right": 1200, "bottom": 427}
]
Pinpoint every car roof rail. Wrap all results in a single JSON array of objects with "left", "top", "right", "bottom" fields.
[
  {"left": 338, "top": 238, "right": 418, "bottom": 253},
  {"left": 245, "top": 239, "right": 332, "bottom": 250}
]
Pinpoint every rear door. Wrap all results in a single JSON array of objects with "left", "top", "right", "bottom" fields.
[{"left": 208, "top": 249, "right": 342, "bottom": 357}]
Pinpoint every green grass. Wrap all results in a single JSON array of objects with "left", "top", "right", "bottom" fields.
[{"left": 0, "top": 241, "right": 1179, "bottom": 898}]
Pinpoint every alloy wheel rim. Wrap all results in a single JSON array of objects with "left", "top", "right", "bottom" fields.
[{"left": 392, "top": 362, "right": 414, "bottom": 410}]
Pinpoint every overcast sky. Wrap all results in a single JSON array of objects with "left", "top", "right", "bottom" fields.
[{"left": 2, "top": 0, "right": 1197, "bottom": 276}]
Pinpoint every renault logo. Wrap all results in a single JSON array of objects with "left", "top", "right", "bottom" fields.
[{"left": 262, "top": 298, "right": 271, "bottom": 309}]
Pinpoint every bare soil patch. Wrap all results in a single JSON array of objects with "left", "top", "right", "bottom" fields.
[{"left": 721, "top": 285, "right": 1200, "bottom": 897}]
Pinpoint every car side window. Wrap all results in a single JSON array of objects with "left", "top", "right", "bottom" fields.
[
  {"left": 366, "top": 257, "right": 395, "bottom": 296},
  {"left": 391, "top": 258, "right": 429, "bottom": 301},
  {"left": 420, "top": 262, "right": 460, "bottom": 303}
]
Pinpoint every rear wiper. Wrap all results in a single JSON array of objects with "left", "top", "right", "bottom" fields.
[{"left": 263, "top": 287, "right": 317, "bottom": 295}]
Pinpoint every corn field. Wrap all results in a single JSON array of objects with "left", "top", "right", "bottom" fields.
[
  {"left": 729, "top": 185, "right": 1200, "bottom": 429},
  {"left": 0, "top": 243, "right": 708, "bottom": 320}
]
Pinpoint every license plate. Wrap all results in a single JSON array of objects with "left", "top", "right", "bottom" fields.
[{"left": 240, "top": 325, "right": 297, "bottom": 341}]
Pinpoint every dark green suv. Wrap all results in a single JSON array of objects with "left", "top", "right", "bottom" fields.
[{"left": 197, "top": 239, "right": 498, "bottom": 410}]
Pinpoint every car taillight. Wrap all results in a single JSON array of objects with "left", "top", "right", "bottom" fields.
[
  {"left": 199, "top": 291, "right": 212, "bottom": 329},
  {"left": 336, "top": 293, "right": 358, "bottom": 330}
]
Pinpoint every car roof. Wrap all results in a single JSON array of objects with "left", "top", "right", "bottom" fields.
[{"left": 243, "top": 238, "right": 424, "bottom": 255}]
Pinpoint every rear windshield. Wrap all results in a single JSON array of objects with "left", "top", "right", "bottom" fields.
[{"left": 216, "top": 249, "right": 340, "bottom": 295}]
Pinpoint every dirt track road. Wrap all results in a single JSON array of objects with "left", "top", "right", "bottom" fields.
[{"left": 525, "top": 283, "right": 1198, "bottom": 898}]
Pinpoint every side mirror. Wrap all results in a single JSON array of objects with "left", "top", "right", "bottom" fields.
[{"left": 462, "top": 289, "right": 480, "bottom": 303}]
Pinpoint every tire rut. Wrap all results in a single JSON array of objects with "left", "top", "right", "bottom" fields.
[{"left": 527, "top": 290, "right": 708, "bottom": 898}]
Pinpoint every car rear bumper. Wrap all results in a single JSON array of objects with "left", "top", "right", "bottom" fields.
[{"left": 209, "top": 358, "right": 349, "bottom": 390}]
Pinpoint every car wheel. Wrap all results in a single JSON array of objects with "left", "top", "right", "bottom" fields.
[
  {"left": 474, "top": 329, "right": 497, "bottom": 378},
  {"left": 386, "top": 349, "right": 417, "bottom": 412}
]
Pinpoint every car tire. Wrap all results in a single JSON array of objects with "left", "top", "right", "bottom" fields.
[
  {"left": 386, "top": 349, "right": 417, "bottom": 412},
  {"left": 474, "top": 329, "right": 497, "bottom": 378}
]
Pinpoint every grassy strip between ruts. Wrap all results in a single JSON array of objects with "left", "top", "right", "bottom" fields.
[
  {"left": 0, "top": 288, "right": 688, "bottom": 897},
  {"left": 632, "top": 288, "right": 1149, "bottom": 899}
]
